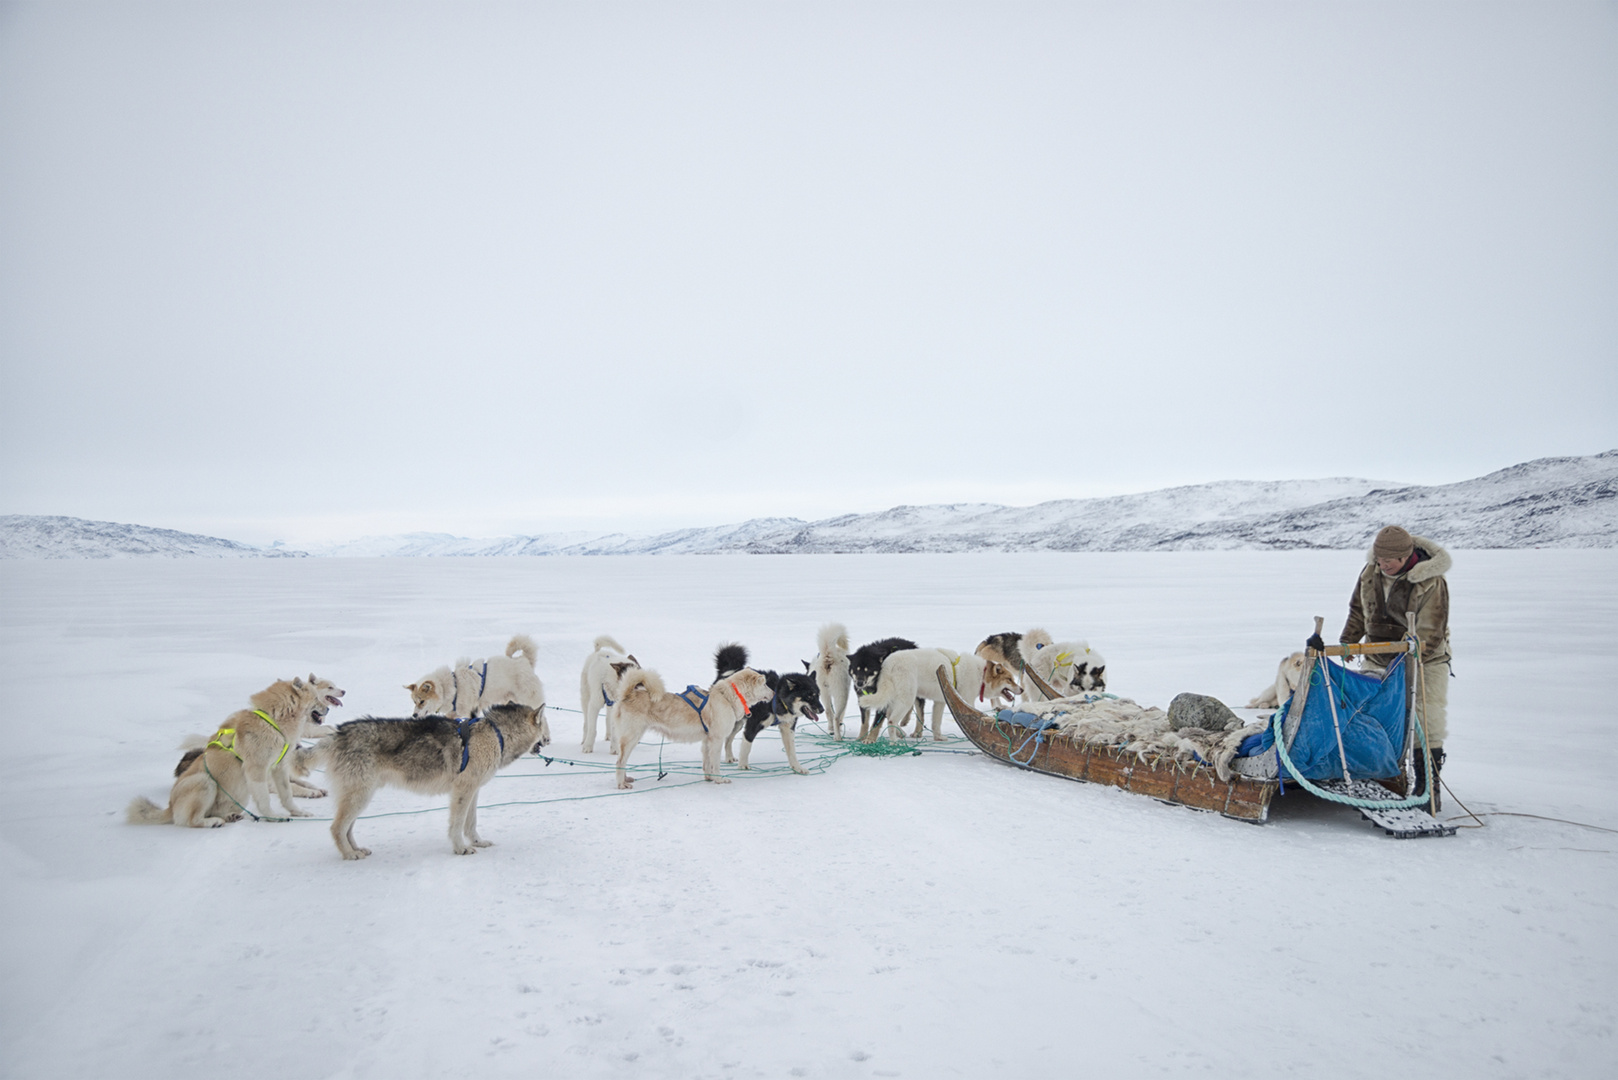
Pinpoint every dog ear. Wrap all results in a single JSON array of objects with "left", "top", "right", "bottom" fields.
[
  {"left": 627, "top": 655, "right": 638, "bottom": 666},
  {"left": 610, "top": 662, "right": 633, "bottom": 677},
  {"left": 293, "top": 676, "right": 305, "bottom": 688},
  {"left": 802, "top": 659, "right": 812, "bottom": 672},
  {"left": 419, "top": 679, "right": 435, "bottom": 694}
]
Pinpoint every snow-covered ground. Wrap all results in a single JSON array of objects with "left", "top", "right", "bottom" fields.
[{"left": 2, "top": 552, "right": 1614, "bottom": 1079}]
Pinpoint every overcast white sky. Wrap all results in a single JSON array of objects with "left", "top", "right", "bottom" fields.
[{"left": 2, "top": 1, "right": 1614, "bottom": 545}]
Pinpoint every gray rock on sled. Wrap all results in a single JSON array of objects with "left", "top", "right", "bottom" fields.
[{"left": 1166, "top": 692, "right": 1242, "bottom": 732}]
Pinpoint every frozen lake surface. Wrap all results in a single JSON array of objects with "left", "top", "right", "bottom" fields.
[{"left": 2, "top": 551, "right": 1615, "bottom": 1078}]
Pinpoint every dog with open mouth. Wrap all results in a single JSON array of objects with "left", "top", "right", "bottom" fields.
[
  {"left": 862, "top": 647, "right": 1021, "bottom": 742},
  {"left": 127, "top": 674, "right": 344, "bottom": 828}
]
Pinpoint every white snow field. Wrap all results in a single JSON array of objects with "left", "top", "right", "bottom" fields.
[{"left": 2, "top": 552, "right": 1614, "bottom": 1079}]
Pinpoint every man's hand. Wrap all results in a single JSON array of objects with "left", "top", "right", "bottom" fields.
[{"left": 1306, "top": 633, "right": 1325, "bottom": 651}]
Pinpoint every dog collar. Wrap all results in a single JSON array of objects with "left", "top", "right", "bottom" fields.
[{"left": 730, "top": 681, "right": 750, "bottom": 715}]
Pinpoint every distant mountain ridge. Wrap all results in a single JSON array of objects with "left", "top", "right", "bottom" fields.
[{"left": 4, "top": 451, "right": 1613, "bottom": 559}]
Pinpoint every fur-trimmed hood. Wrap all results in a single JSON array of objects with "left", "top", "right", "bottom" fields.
[{"left": 1362, "top": 534, "right": 1452, "bottom": 583}]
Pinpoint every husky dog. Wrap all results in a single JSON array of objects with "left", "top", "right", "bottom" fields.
[
  {"left": 975, "top": 631, "right": 1026, "bottom": 674},
  {"left": 1247, "top": 652, "right": 1307, "bottom": 710},
  {"left": 611, "top": 664, "right": 773, "bottom": 789},
  {"left": 1021, "top": 629, "right": 1108, "bottom": 700},
  {"left": 308, "top": 701, "right": 551, "bottom": 860},
  {"left": 579, "top": 635, "right": 638, "bottom": 754},
  {"left": 715, "top": 644, "right": 822, "bottom": 774},
  {"left": 808, "top": 623, "right": 852, "bottom": 740},
  {"left": 847, "top": 636, "right": 919, "bottom": 741},
  {"left": 170, "top": 675, "right": 344, "bottom": 799},
  {"left": 863, "top": 648, "right": 1021, "bottom": 741},
  {"left": 406, "top": 634, "right": 544, "bottom": 719},
  {"left": 127, "top": 675, "right": 343, "bottom": 828}
]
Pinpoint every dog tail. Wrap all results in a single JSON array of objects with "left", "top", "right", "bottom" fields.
[
  {"left": 715, "top": 643, "right": 749, "bottom": 679},
  {"left": 506, "top": 635, "right": 540, "bottom": 669},
  {"left": 817, "top": 622, "right": 849, "bottom": 657},
  {"left": 126, "top": 795, "right": 173, "bottom": 825},
  {"left": 619, "top": 668, "right": 665, "bottom": 699},
  {"left": 592, "top": 634, "right": 625, "bottom": 654}
]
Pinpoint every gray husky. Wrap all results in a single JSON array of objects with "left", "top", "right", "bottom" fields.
[{"left": 306, "top": 702, "right": 551, "bottom": 860}]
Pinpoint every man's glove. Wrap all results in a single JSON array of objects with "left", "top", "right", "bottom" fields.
[{"left": 1306, "top": 633, "right": 1325, "bottom": 651}]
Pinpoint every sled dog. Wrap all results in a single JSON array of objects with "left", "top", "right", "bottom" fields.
[
  {"left": 1247, "top": 651, "right": 1307, "bottom": 710},
  {"left": 715, "top": 644, "right": 821, "bottom": 774},
  {"left": 309, "top": 701, "right": 551, "bottom": 860},
  {"left": 863, "top": 648, "right": 1021, "bottom": 741},
  {"left": 170, "top": 676, "right": 344, "bottom": 799},
  {"left": 1020, "top": 629, "right": 1108, "bottom": 700},
  {"left": 808, "top": 623, "right": 852, "bottom": 741},
  {"left": 579, "top": 634, "right": 638, "bottom": 754},
  {"left": 126, "top": 675, "right": 343, "bottom": 828},
  {"left": 611, "top": 664, "right": 773, "bottom": 789},
  {"left": 406, "top": 634, "right": 544, "bottom": 719},
  {"left": 847, "top": 636, "right": 919, "bottom": 741},
  {"left": 975, "top": 631, "right": 1027, "bottom": 675}
]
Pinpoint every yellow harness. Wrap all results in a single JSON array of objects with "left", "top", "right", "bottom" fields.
[
  {"left": 207, "top": 709, "right": 290, "bottom": 767},
  {"left": 948, "top": 654, "right": 963, "bottom": 689}
]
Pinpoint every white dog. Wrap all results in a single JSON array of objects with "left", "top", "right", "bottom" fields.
[
  {"left": 579, "top": 634, "right": 638, "bottom": 754},
  {"left": 1021, "top": 628, "right": 1108, "bottom": 701},
  {"left": 611, "top": 666, "right": 773, "bottom": 789},
  {"left": 1247, "top": 651, "right": 1307, "bottom": 710},
  {"left": 809, "top": 622, "right": 852, "bottom": 740},
  {"left": 861, "top": 647, "right": 1022, "bottom": 742},
  {"left": 407, "top": 634, "right": 544, "bottom": 719}
]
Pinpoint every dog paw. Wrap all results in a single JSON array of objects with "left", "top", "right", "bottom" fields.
[
  {"left": 792, "top": 766, "right": 808, "bottom": 775},
  {"left": 287, "top": 809, "right": 314, "bottom": 818},
  {"left": 454, "top": 846, "right": 477, "bottom": 855},
  {"left": 342, "top": 850, "right": 369, "bottom": 860},
  {"left": 707, "top": 776, "right": 732, "bottom": 785},
  {"left": 472, "top": 840, "right": 492, "bottom": 848}
]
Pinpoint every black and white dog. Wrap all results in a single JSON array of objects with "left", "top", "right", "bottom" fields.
[
  {"left": 715, "top": 644, "right": 821, "bottom": 774},
  {"left": 847, "top": 636, "right": 920, "bottom": 742}
]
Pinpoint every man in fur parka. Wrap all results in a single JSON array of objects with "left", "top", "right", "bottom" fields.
[{"left": 1339, "top": 524, "right": 1452, "bottom": 806}]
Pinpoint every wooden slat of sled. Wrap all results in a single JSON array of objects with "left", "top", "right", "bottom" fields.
[{"left": 938, "top": 666, "right": 1279, "bottom": 823}]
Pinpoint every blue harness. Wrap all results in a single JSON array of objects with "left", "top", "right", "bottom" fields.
[
  {"left": 456, "top": 717, "right": 506, "bottom": 773},
  {"left": 676, "top": 686, "right": 711, "bottom": 732}
]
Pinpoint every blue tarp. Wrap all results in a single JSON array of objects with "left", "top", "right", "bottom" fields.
[{"left": 1239, "top": 656, "right": 1408, "bottom": 781}]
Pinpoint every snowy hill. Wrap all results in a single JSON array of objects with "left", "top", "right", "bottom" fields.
[
  {"left": 335, "top": 451, "right": 1615, "bottom": 555},
  {"left": 5, "top": 452, "right": 1613, "bottom": 558},
  {"left": 0, "top": 515, "right": 306, "bottom": 559}
]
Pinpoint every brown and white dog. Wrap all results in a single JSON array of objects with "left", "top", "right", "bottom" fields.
[{"left": 610, "top": 665, "right": 773, "bottom": 789}]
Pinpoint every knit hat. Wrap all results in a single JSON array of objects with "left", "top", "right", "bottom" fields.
[{"left": 1373, "top": 525, "right": 1415, "bottom": 561}]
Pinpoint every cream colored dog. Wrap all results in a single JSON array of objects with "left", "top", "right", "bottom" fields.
[
  {"left": 407, "top": 634, "right": 544, "bottom": 719},
  {"left": 127, "top": 675, "right": 342, "bottom": 827},
  {"left": 1247, "top": 652, "right": 1307, "bottom": 710},
  {"left": 611, "top": 666, "right": 773, "bottom": 789},
  {"left": 579, "top": 634, "right": 638, "bottom": 754},
  {"left": 861, "top": 648, "right": 1022, "bottom": 742},
  {"left": 1020, "top": 629, "right": 1108, "bottom": 700}
]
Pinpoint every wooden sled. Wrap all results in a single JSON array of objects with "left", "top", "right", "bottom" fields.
[{"left": 938, "top": 667, "right": 1279, "bottom": 823}]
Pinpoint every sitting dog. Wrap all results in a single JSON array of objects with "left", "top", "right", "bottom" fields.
[
  {"left": 808, "top": 623, "right": 852, "bottom": 741},
  {"left": 1247, "top": 651, "right": 1307, "bottom": 710},
  {"left": 863, "top": 648, "right": 1022, "bottom": 741},
  {"left": 406, "top": 634, "right": 544, "bottom": 719},
  {"left": 847, "top": 635, "right": 919, "bottom": 741},
  {"left": 309, "top": 701, "right": 551, "bottom": 860},
  {"left": 170, "top": 675, "right": 344, "bottom": 799},
  {"left": 579, "top": 634, "right": 638, "bottom": 754},
  {"left": 610, "top": 663, "right": 773, "bottom": 789},
  {"left": 1020, "top": 629, "right": 1108, "bottom": 700},
  {"left": 714, "top": 644, "right": 822, "bottom": 774},
  {"left": 127, "top": 675, "right": 342, "bottom": 828}
]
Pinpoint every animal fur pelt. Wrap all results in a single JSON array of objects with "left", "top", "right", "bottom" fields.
[
  {"left": 1007, "top": 693, "right": 1266, "bottom": 782},
  {"left": 808, "top": 623, "right": 851, "bottom": 741}
]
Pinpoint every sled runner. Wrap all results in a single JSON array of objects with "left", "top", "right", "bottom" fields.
[{"left": 938, "top": 667, "right": 1280, "bottom": 822}]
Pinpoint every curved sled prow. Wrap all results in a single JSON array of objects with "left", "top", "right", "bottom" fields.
[
  {"left": 937, "top": 665, "right": 990, "bottom": 726},
  {"left": 1022, "top": 665, "right": 1061, "bottom": 701}
]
